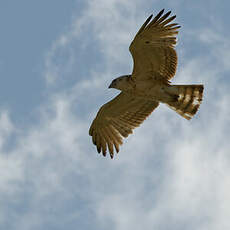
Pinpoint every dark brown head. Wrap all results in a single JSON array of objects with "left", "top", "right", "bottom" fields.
[{"left": 108, "top": 75, "right": 131, "bottom": 91}]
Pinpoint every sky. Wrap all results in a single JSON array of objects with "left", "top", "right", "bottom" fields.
[{"left": 0, "top": 0, "right": 230, "bottom": 229}]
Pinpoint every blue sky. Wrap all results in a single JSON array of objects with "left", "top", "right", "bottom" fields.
[{"left": 0, "top": 0, "right": 230, "bottom": 229}]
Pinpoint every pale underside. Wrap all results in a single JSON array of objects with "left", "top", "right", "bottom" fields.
[{"left": 89, "top": 10, "right": 182, "bottom": 158}]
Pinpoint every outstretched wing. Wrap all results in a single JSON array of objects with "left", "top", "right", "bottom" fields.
[
  {"left": 129, "top": 9, "right": 180, "bottom": 82},
  {"left": 89, "top": 92, "right": 159, "bottom": 158}
]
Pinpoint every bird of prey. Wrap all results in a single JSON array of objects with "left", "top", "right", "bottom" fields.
[{"left": 89, "top": 9, "right": 204, "bottom": 158}]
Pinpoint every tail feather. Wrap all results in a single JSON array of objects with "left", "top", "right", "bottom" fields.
[{"left": 166, "top": 85, "right": 204, "bottom": 120}]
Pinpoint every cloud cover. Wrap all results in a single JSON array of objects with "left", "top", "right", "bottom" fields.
[{"left": 0, "top": 0, "right": 230, "bottom": 229}]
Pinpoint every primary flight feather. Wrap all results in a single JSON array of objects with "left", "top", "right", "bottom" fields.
[{"left": 89, "top": 9, "right": 204, "bottom": 158}]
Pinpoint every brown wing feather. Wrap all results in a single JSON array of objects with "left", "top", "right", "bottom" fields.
[
  {"left": 89, "top": 92, "right": 159, "bottom": 158},
  {"left": 129, "top": 9, "right": 180, "bottom": 82}
]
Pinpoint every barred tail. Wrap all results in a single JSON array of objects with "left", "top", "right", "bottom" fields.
[{"left": 166, "top": 85, "right": 204, "bottom": 120}]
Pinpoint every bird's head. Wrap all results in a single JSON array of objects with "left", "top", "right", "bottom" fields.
[{"left": 108, "top": 75, "right": 132, "bottom": 91}]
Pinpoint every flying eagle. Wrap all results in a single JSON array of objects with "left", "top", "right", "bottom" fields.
[{"left": 89, "top": 9, "right": 204, "bottom": 158}]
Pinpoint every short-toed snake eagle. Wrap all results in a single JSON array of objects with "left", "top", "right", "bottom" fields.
[{"left": 89, "top": 9, "right": 204, "bottom": 158}]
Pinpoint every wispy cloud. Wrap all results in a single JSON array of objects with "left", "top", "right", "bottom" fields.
[{"left": 0, "top": 1, "right": 230, "bottom": 230}]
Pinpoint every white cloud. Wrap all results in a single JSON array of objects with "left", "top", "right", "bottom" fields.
[{"left": 1, "top": 1, "right": 230, "bottom": 230}]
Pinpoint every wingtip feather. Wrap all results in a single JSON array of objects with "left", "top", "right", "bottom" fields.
[{"left": 97, "top": 146, "right": 101, "bottom": 153}]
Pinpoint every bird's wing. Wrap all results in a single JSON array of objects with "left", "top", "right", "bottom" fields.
[
  {"left": 89, "top": 92, "right": 159, "bottom": 158},
  {"left": 129, "top": 9, "right": 180, "bottom": 82}
]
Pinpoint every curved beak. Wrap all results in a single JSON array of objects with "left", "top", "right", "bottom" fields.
[{"left": 108, "top": 83, "right": 112, "bottom": 88}]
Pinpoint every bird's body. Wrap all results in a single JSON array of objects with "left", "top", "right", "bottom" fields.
[
  {"left": 109, "top": 75, "right": 203, "bottom": 117},
  {"left": 89, "top": 9, "right": 204, "bottom": 158},
  {"left": 110, "top": 75, "right": 175, "bottom": 102}
]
